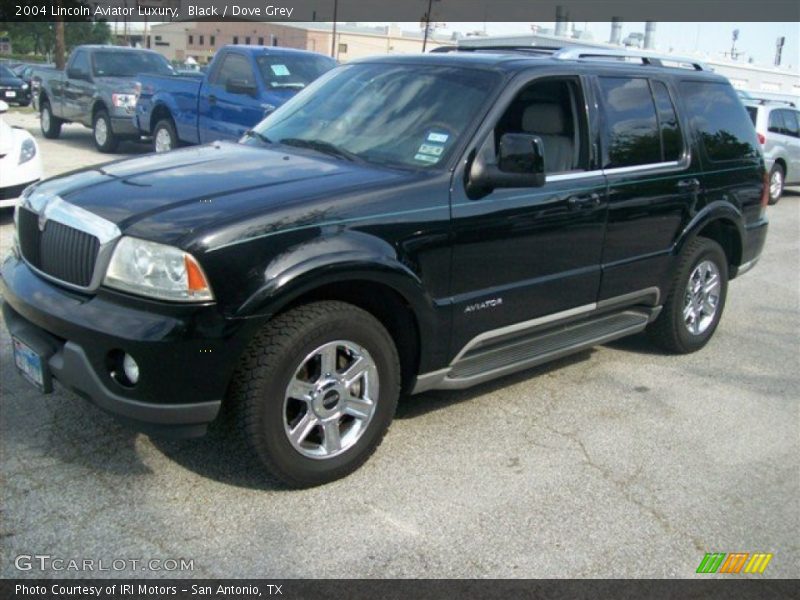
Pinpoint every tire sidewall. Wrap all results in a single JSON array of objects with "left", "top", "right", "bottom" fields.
[
  {"left": 153, "top": 119, "right": 177, "bottom": 153},
  {"left": 93, "top": 110, "right": 116, "bottom": 152},
  {"left": 671, "top": 240, "right": 728, "bottom": 352},
  {"left": 40, "top": 102, "right": 56, "bottom": 137},
  {"left": 768, "top": 164, "right": 784, "bottom": 205},
  {"left": 250, "top": 309, "right": 399, "bottom": 485}
]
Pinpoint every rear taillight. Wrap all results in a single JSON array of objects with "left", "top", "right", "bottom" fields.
[
  {"left": 757, "top": 132, "right": 766, "bottom": 145},
  {"left": 760, "top": 170, "right": 769, "bottom": 214}
]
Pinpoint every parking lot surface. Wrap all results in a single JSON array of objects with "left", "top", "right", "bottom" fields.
[{"left": 1, "top": 109, "right": 798, "bottom": 578}]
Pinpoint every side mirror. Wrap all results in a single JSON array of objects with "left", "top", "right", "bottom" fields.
[
  {"left": 67, "top": 68, "right": 89, "bottom": 81},
  {"left": 0, "top": 100, "right": 8, "bottom": 114},
  {"left": 226, "top": 78, "right": 257, "bottom": 96},
  {"left": 469, "top": 133, "right": 546, "bottom": 195}
]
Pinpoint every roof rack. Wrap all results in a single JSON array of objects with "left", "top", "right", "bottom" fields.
[
  {"left": 552, "top": 47, "right": 709, "bottom": 71},
  {"left": 432, "top": 45, "right": 560, "bottom": 56}
]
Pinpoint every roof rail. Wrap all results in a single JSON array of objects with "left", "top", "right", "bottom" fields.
[
  {"left": 553, "top": 47, "right": 709, "bottom": 71},
  {"left": 436, "top": 45, "right": 561, "bottom": 56}
]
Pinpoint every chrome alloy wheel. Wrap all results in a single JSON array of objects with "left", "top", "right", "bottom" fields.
[
  {"left": 283, "top": 340, "right": 379, "bottom": 459},
  {"left": 154, "top": 127, "right": 173, "bottom": 153},
  {"left": 770, "top": 168, "right": 783, "bottom": 200},
  {"left": 683, "top": 260, "right": 721, "bottom": 335},
  {"left": 94, "top": 117, "right": 108, "bottom": 146}
]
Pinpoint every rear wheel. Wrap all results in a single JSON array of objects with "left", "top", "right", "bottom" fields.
[
  {"left": 93, "top": 109, "right": 119, "bottom": 153},
  {"left": 153, "top": 118, "right": 180, "bottom": 153},
  {"left": 40, "top": 101, "right": 62, "bottom": 139},
  {"left": 648, "top": 237, "right": 728, "bottom": 354},
  {"left": 768, "top": 164, "right": 784, "bottom": 205},
  {"left": 229, "top": 301, "right": 400, "bottom": 487}
]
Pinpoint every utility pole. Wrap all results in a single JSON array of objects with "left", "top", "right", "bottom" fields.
[
  {"left": 422, "top": 0, "right": 433, "bottom": 52},
  {"left": 330, "top": 0, "right": 338, "bottom": 59},
  {"left": 54, "top": 0, "right": 66, "bottom": 69}
]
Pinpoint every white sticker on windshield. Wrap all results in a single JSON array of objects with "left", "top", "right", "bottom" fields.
[
  {"left": 414, "top": 153, "right": 440, "bottom": 164},
  {"left": 418, "top": 144, "right": 444, "bottom": 156},
  {"left": 270, "top": 64, "right": 290, "bottom": 76},
  {"left": 427, "top": 132, "right": 449, "bottom": 143}
]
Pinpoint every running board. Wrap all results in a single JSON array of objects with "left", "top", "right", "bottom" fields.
[{"left": 413, "top": 309, "right": 656, "bottom": 392}]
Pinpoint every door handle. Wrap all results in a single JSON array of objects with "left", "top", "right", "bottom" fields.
[
  {"left": 568, "top": 192, "right": 601, "bottom": 209},
  {"left": 208, "top": 94, "right": 217, "bottom": 105},
  {"left": 676, "top": 178, "right": 700, "bottom": 192}
]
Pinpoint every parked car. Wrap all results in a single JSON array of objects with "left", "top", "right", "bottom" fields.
[
  {"left": 134, "top": 45, "right": 336, "bottom": 152},
  {"left": 2, "top": 48, "right": 768, "bottom": 487},
  {"left": 744, "top": 99, "right": 800, "bottom": 204},
  {"left": 0, "top": 100, "right": 42, "bottom": 209},
  {"left": 0, "top": 64, "right": 31, "bottom": 107},
  {"left": 33, "top": 45, "right": 175, "bottom": 152}
]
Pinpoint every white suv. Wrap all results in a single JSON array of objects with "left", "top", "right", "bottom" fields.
[{"left": 745, "top": 100, "right": 800, "bottom": 204}]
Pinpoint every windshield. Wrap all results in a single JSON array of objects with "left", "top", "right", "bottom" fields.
[
  {"left": 92, "top": 51, "right": 174, "bottom": 78},
  {"left": 247, "top": 63, "right": 499, "bottom": 169},
  {"left": 0, "top": 66, "right": 15, "bottom": 79},
  {"left": 255, "top": 54, "right": 336, "bottom": 90}
]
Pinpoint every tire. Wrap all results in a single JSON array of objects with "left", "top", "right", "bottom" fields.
[
  {"left": 152, "top": 118, "right": 179, "bottom": 153},
  {"left": 648, "top": 237, "right": 728, "bottom": 354},
  {"left": 40, "top": 100, "right": 62, "bottom": 139},
  {"left": 229, "top": 301, "right": 401, "bottom": 488},
  {"left": 768, "top": 163, "right": 784, "bottom": 205},
  {"left": 92, "top": 109, "right": 119, "bottom": 153}
]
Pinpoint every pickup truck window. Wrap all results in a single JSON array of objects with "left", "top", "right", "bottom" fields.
[
  {"left": 213, "top": 53, "right": 254, "bottom": 87},
  {"left": 70, "top": 50, "right": 90, "bottom": 75},
  {"left": 92, "top": 51, "right": 173, "bottom": 78},
  {"left": 250, "top": 64, "right": 499, "bottom": 169},
  {"left": 255, "top": 55, "right": 335, "bottom": 90}
]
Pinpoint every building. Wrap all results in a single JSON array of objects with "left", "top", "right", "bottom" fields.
[{"left": 147, "top": 21, "right": 455, "bottom": 64}]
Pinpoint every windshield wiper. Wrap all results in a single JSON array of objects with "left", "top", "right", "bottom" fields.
[
  {"left": 279, "top": 138, "right": 361, "bottom": 162},
  {"left": 244, "top": 129, "right": 273, "bottom": 145}
]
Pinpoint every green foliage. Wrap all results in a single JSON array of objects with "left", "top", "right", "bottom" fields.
[{"left": 0, "top": 20, "right": 111, "bottom": 57}]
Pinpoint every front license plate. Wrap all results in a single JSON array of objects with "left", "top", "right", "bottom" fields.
[
  {"left": 12, "top": 337, "right": 47, "bottom": 392},
  {"left": 4, "top": 90, "right": 16, "bottom": 98}
]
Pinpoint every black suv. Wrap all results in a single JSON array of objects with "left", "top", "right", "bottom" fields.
[{"left": 1, "top": 48, "right": 768, "bottom": 487}]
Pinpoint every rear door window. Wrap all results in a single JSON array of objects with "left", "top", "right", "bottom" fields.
[
  {"left": 680, "top": 81, "right": 759, "bottom": 162},
  {"left": 597, "top": 77, "right": 661, "bottom": 168},
  {"left": 768, "top": 110, "right": 786, "bottom": 134},
  {"left": 781, "top": 110, "right": 799, "bottom": 137},
  {"left": 745, "top": 106, "right": 758, "bottom": 125},
  {"left": 651, "top": 81, "right": 684, "bottom": 162}
]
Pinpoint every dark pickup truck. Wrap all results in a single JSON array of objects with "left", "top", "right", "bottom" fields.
[
  {"left": 134, "top": 45, "right": 336, "bottom": 152},
  {"left": 2, "top": 48, "right": 769, "bottom": 487},
  {"left": 34, "top": 45, "right": 175, "bottom": 152}
]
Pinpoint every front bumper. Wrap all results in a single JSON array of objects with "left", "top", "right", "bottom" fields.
[
  {"left": 111, "top": 113, "right": 140, "bottom": 137},
  {"left": 0, "top": 255, "right": 254, "bottom": 437}
]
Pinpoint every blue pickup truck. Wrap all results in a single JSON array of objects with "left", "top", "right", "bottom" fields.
[{"left": 134, "top": 45, "right": 335, "bottom": 152}]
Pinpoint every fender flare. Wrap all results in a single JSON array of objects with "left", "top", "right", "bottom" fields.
[{"left": 673, "top": 201, "right": 745, "bottom": 266}]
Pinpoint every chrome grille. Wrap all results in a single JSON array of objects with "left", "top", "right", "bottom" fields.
[{"left": 17, "top": 207, "right": 100, "bottom": 288}]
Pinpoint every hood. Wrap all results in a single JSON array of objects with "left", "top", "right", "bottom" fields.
[
  {"left": 0, "top": 77, "right": 24, "bottom": 87},
  {"left": 31, "top": 141, "right": 413, "bottom": 247},
  {"left": 93, "top": 76, "right": 139, "bottom": 93},
  {"left": 0, "top": 117, "right": 14, "bottom": 157}
]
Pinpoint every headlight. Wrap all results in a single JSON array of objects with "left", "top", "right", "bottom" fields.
[
  {"left": 22, "top": 83, "right": 28, "bottom": 90},
  {"left": 104, "top": 237, "right": 214, "bottom": 302},
  {"left": 19, "top": 138, "right": 37, "bottom": 164},
  {"left": 111, "top": 93, "right": 137, "bottom": 109}
]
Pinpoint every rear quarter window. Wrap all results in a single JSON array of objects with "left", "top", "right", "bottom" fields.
[{"left": 680, "top": 81, "right": 759, "bottom": 162}]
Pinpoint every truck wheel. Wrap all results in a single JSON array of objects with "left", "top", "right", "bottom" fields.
[
  {"left": 768, "top": 164, "right": 784, "bottom": 205},
  {"left": 229, "top": 301, "right": 400, "bottom": 488},
  {"left": 93, "top": 109, "right": 119, "bottom": 153},
  {"left": 648, "top": 237, "right": 728, "bottom": 354},
  {"left": 153, "top": 118, "right": 179, "bottom": 153},
  {"left": 40, "top": 101, "right": 62, "bottom": 139}
]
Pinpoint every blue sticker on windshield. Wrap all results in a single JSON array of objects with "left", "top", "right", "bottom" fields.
[
  {"left": 414, "top": 153, "right": 440, "bottom": 164},
  {"left": 270, "top": 64, "right": 290, "bottom": 76}
]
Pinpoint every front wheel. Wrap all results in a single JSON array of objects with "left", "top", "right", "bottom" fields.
[
  {"left": 93, "top": 109, "right": 119, "bottom": 153},
  {"left": 229, "top": 301, "right": 401, "bottom": 487},
  {"left": 768, "top": 164, "right": 784, "bottom": 205},
  {"left": 153, "top": 118, "right": 179, "bottom": 153},
  {"left": 648, "top": 237, "right": 728, "bottom": 354}
]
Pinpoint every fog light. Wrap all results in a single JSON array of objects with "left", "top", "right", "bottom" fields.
[{"left": 122, "top": 353, "right": 140, "bottom": 384}]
